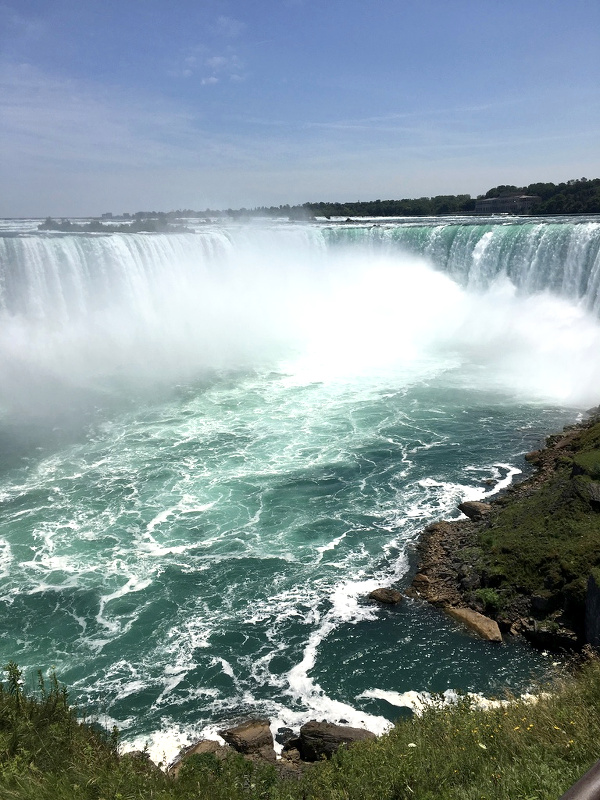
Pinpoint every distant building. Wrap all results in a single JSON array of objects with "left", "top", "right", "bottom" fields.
[
  {"left": 101, "top": 212, "right": 113, "bottom": 219},
  {"left": 475, "top": 195, "right": 541, "bottom": 215}
]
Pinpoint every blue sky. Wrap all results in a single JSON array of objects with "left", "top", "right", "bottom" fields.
[{"left": 1, "top": 0, "right": 599, "bottom": 216}]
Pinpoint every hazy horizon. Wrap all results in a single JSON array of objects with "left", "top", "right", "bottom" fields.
[{"left": 1, "top": 0, "right": 599, "bottom": 218}]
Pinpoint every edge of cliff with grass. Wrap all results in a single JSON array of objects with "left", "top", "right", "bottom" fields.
[{"left": 2, "top": 655, "right": 600, "bottom": 799}]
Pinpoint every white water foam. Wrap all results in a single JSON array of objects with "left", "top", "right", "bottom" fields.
[
  {"left": 284, "top": 576, "right": 397, "bottom": 737},
  {"left": 0, "top": 538, "right": 12, "bottom": 579},
  {"left": 357, "top": 687, "right": 535, "bottom": 715}
]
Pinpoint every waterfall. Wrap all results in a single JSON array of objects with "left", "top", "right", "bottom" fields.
[
  {"left": 2, "top": 220, "right": 600, "bottom": 322},
  {"left": 1, "top": 218, "right": 600, "bottom": 414},
  {"left": 322, "top": 219, "right": 600, "bottom": 313}
]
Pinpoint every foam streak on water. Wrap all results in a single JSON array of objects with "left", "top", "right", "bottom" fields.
[{"left": 0, "top": 217, "right": 598, "bottom": 763}]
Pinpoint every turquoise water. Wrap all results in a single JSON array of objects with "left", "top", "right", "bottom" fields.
[{"left": 0, "top": 217, "right": 599, "bottom": 760}]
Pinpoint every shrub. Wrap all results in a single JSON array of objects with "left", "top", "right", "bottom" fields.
[{"left": 475, "top": 588, "right": 503, "bottom": 614}]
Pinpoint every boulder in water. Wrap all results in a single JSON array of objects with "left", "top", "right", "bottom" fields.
[
  {"left": 446, "top": 607, "right": 502, "bottom": 642},
  {"left": 458, "top": 501, "right": 492, "bottom": 521},
  {"left": 368, "top": 588, "right": 402, "bottom": 604},
  {"left": 275, "top": 726, "right": 295, "bottom": 746}
]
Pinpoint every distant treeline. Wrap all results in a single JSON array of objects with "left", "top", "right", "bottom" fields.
[
  {"left": 164, "top": 177, "right": 600, "bottom": 219},
  {"left": 39, "top": 178, "right": 600, "bottom": 229},
  {"left": 479, "top": 177, "right": 600, "bottom": 215}
]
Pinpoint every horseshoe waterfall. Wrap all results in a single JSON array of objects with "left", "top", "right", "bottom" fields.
[{"left": 1, "top": 215, "right": 600, "bottom": 761}]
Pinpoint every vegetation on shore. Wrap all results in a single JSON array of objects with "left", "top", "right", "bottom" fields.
[
  {"left": 165, "top": 176, "right": 600, "bottom": 219},
  {"left": 410, "top": 410, "right": 600, "bottom": 654},
  {"left": 297, "top": 177, "right": 600, "bottom": 218},
  {"left": 2, "top": 658, "right": 600, "bottom": 800},
  {"left": 458, "top": 417, "right": 600, "bottom": 643}
]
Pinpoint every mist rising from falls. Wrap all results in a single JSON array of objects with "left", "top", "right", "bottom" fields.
[{"left": 1, "top": 219, "right": 600, "bottom": 418}]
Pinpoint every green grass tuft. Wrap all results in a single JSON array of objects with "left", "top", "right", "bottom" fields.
[{"left": 572, "top": 450, "right": 600, "bottom": 480}]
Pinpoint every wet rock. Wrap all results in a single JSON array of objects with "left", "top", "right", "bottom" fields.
[
  {"left": 496, "top": 615, "right": 514, "bottom": 633},
  {"left": 281, "top": 746, "right": 302, "bottom": 764},
  {"left": 531, "top": 594, "right": 551, "bottom": 614},
  {"left": 524, "top": 450, "right": 542, "bottom": 464},
  {"left": 458, "top": 501, "right": 492, "bottom": 521},
  {"left": 282, "top": 736, "right": 302, "bottom": 754},
  {"left": 523, "top": 622, "right": 579, "bottom": 651},
  {"left": 275, "top": 727, "right": 295, "bottom": 746},
  {"left": 368, "top": 588, "right": 402, "bottom": 604},
  {"left": 298, "top": 721, "right": 376, "bottom": 761},
  {"left": 412, "top": 573, "right": 430, "bottom": 591},
  {"left": 219, "top": 718, "right": 276, "bottom": 763},
  {"left": 446, "top": 607, "right": 502, "bottom": 642},
  {"left": 424, "top": 520, "right": 452, "bottom": 534}
]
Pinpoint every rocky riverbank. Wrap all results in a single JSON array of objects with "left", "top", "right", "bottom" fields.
[
  {"left": 408, "top": 408, "right": 600, "bottom": 651},
  {"left": 167, "top": 718, "right": 376, "bottom": 778}
]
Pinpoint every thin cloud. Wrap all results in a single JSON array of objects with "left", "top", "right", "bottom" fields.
[
  {"left": 303, "top": 99, "right": 525, "bottom": 132},
  {"left": 206, "top": 56, "right": 229, "bottom": 69},
  {"left": 213, "top": 15, "right": 245, "bottom": 38},
  {"left": 172, "top": 46, "right": 245, "bottom": 83},
  {"left": 203, "top": 52, "right": 244, "bottom": 83},
  {"left": 0, "top": 61, "right": 305, "bottom": 186},
  {"left": 2, "top": 63, "right": 580, "bottom": 177},
  {"left": 0, "top": 62, "right": 241, "bottom": 169}
]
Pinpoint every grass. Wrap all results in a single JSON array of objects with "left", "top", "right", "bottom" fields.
[
  {"left": 466, "top": 421, "right": 600, "bottom": 630},
  {"left": 2, "top": 659, "right": 600, "bottom": 799}
]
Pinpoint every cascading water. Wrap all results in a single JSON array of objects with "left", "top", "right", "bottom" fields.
[
  {"left": 323, "top": 217, "right": 600, "bottom": 312},
  {"left": 1, "top": 216, "right": 599, "bottom": 762}
]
